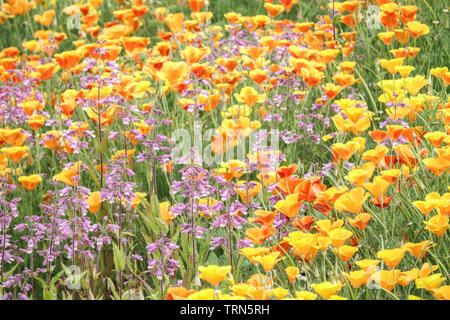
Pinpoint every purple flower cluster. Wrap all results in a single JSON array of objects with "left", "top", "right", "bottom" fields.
[{"left": 146, "top": 233, "right": 179, "bottom": 281}]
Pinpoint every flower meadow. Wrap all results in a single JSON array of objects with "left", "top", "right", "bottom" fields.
[{"left": 0, "top": 0, "right": 449, "bottom": 301}]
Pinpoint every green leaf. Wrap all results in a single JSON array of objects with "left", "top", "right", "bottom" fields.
[
  {"left": 207, "top": 252, "right": 219, "bottom": 265},
  {"left": 333, "top": 15, "right": 339, "bottom": 26},
  {"left": 113, "top": 243, "right": 126, "bottom": 271},
  {"left": 138, "top": 195, "right": 168, "bottom": 236},
  {"left": 106, "top": 278, "right": 120, "bottom": 300},
  {"left": 43, "top": 288, "right": 52, "bottom": 300},
  {"left": 96, "top": 136, "right": 109, "bottom": 154},
  {"left": 51, "top": 270, "right": 65, "bottom": 287},
  {"left": 34, "top": 276, "right": 48, "bottom": 288},
  {"left": 149, "top": 194, "right": 160, "bottom": 218},
  {"left": 3, "top": 263, "right": 19, "bottom": 280},
  {"left": 86, "top": 165, "right": 101, "bottom": 189}
]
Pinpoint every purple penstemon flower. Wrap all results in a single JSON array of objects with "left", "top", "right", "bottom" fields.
[{"left": 146, "top": 233, "right": 179, "bottom": 281}]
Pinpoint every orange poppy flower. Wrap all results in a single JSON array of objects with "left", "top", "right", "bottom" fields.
[
  {"left": 343, "top": 270, "right": 370, "bottom": 289},
  {"left": 331, "top": 141, "right": 359, "bottom": 162},
  {"left": 158, "top": 61, "right": 188, "bottom": 91},
  {"left": 198, "top": 264, "right": 232, "bottom": 287},
  {"left": 2, "top": 47, "right": 20, "bottom": 58},
  {"left": 424, "top": 215, "right": 448, "bottom": 237},
  {"left": 34, "top": 9, "right": 55, "bottom": 27},
  {"left": 402, "top": 241, "right": 435, "bottom": 259},
  {"left": 406, "top": 21, "right": 430, "bottom": 38},
  {"left": 113, "top": 149, "right": 135, "bottom": 161},
  {"left": 236, "top": 181, "right": 262, "bottom": 204},
  {"left": 271, "top": 240, "right": 291, "bottom": 257},
  {"left": 380, "top": 169, "right": 401, "bottom": 184},
  {"left": 400, "top": 5, "right": 418, "bottom": 23},
  {"left": 60, "top": 89, "right": 80, "bottom": 117},
  {"left": 249, "top": 210, "right": 276, "bottom": 226},
  {"left": 348, "top": 213, "right": 372, "bottom": 230},
  {"left": 165, "top": 13, "right": 184, "bottom": 34},
  {"left": 394, "top": 27, "right": 412, "bottom": 44},
  {"left": 196, "top": 91, "right": 219, "bottom": 112},
  {"left": 413, "top": 198, "right": 437, "bottom": 216},
  {"left": 191, "top": 12, "right": 212, "bottom": 24},
  {"left": 156, "top": 201, "right": 173, "bottom": 224},
  {"left": 187, "top": 0, "right": 204, "bottom": 12},
  {"left": 277, "top": 164, "right": 298, "bottom": 179},
  {"left": 313, "top": 187, "right": 346, "bottom": 215},
  {"left": 153, "top": 41, "right": 172, "bottom": 57},
  {"left": 288, "top": 236, "right": 320, "bottom": 263},
  {"left": 82, "top": 13, "right": 99, "bottom": 27},
  {"left": 249, "top": 69, "right": 268, "bottom": 86},
  {"left": 322, "top": 83, "right": 341, "bottom": 99},
  {"left": 274, "top": 193, "right": 304, "bottom": 218},
  {"left": 18, "top": 174, "right": 42, "bottom": 191},
  {"left": 253, "top": 252, "right": 284, "bottom": 272},
  {"left": 423, "top": 157, "right": 450, "bottom": 177},
  {"left": 122, "top": 36, "right": 150, "bottom": 52},
  {"left": 380, "top": 3, "right": 400, "bottom": 29},
  {"left": 100, "top": 24, "right": 132, "bottom": 40},
  {"left": 162, "top": 161, "right": 173, "bottom": 174},
  {"left": 334, "top": 187, "right": 368, "bottom": 214},
  {"left": 234, "top": 86, "right": 266, "bottom": 107},
  {"left": 370, "top": 270, "right": 401, "bottom": 291},
  {"left": 377, "top": 248, "right": 405, "bottom": 268},
  {"left": 132, "top": 4, "right": 149, "bottom": 18},
  {"left": 54, "top": 50, "right": 83, "bottom": 69},
  {"left": 240, "top": 247, "right": 271, "bottom": 263},
  {"left": 370, "top": 196, "right": 392, "bottom": 209},
  {"left": 181, "top": 46, "right": 210, "bottom": 65},
  {"left": 28, "top": 114, "right": 47, "bottom": 131},
  {"left": 216, "top": 57, "right": 238, "bottom": 72},
  {"left": 165, "top": 287, "right": 196, "bottom": 300},
  {"left": 334, "top": 72, "right": 358, "bottom": 87},
  {"left": 362, "top": 145, "right": 388, "bottom": 166},
  {"left": 245, "top": 226, "right": 275, "bottom": 245},
  {"left": 301, "top": 67, "right": 324, "bottom": 87},
  {"left": 327, "top": 228, "right": 353, "bottom": 248},
  {"left": 334, "top": 245, "right": 358, "bottom": 262},
  {"left": 340, "top": 14, "right": 356, "bottom": 28},
  {"left": 285, "top": 266, "right": 299, "bottom": 282},
  {"left": 404, "top": 75, "right": 428, "bottom": 96},
  {"left": 0, "top": 128, "right": 28, "bottom": 146},
  {"left": 86, "top": 191, "right": 103, "bottom": 214},
  {"left": 386, "top": 125, "right": 405, "bottom": 141},
  {"left": 224, "top": 12, "right": 242, "bottom": 24},
  {"left": 277, "top": 176, "right": 303, "bottom": 195},
  {"left": 345, "top": 168, "right": 374, "bottom": 187},
  {"left": 101, "top": 45, "right": 122, "bottom": 61},
  {"left": 153, "top": 7, "right": 167, "bottom": 22},
  {"left": 393, "top": 145, "right": 418, "bottom": 167},
  {"left": 280, "top": 0, "right": 299, "bottom": 12},
  {"left": 395, "top": 65, "right": 415, "bottom": 78},
  {"left": 378, "top": 32, "right": 395, "bottom": 45},
  {"left": 424, "top": 132, "right": 447, "bottom": 147},
  {"left": 264, "top": 3, "right": 284, "bottom": 17},
  {"left": 293, "top": 215, "right": 315, "bottom": 231},
  {"left": 294, "top": 177, "right": 327, "bottom": 202},
  {"left": 19, "top": 100, "right": 44, "bottom": 116},
  {"left": 1, "top": 146, "right": 28, "bottom": 163},
  {"left": 242, "top": 46, "right": 266, "bottom": 61},
  {"left": 380, "top": 58, "right": 404, "bottom": 75},
  {"left": 35, "top": 63, "right": 59, "bottom": 81},
  {"left": 52, "top": 168, "right": 79, "bottom": 186}
]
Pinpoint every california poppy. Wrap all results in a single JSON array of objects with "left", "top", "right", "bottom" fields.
[
  {"left": 198, "top": 265, "right": 231, "bottom": 286},
  {"left": 18, "top": 174, "right": 42, "bottom": 191}
]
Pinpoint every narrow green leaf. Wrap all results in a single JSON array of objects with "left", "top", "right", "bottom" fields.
[{"left": 113, "top": 243, "right": 126, "bottom": 271}]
